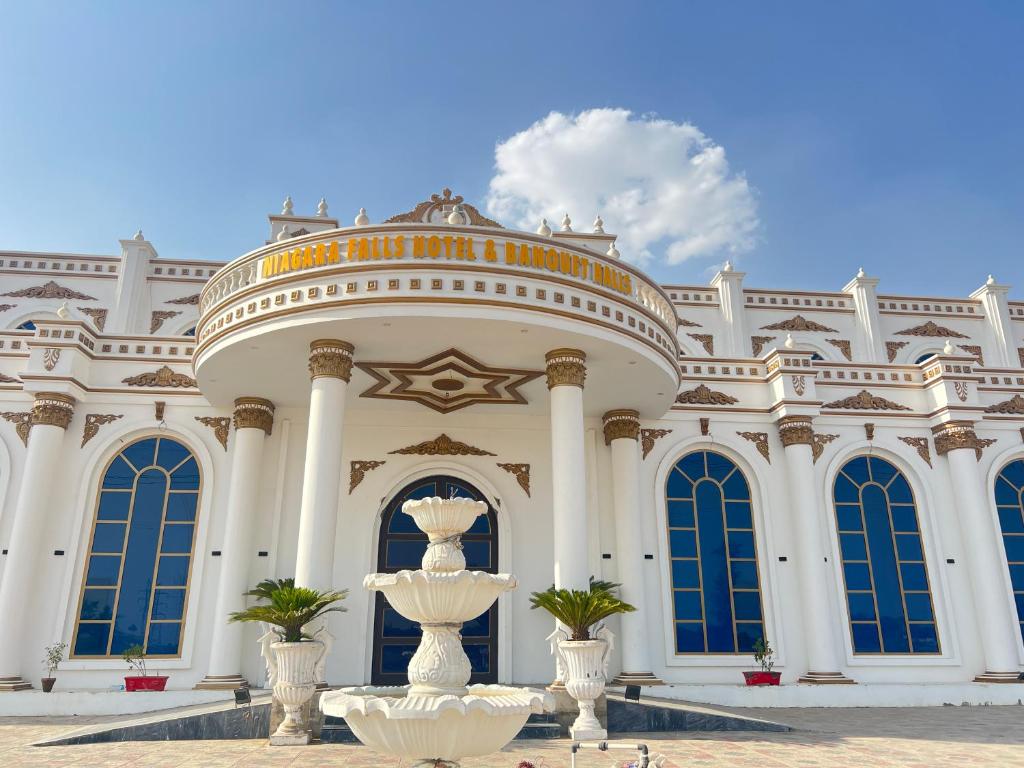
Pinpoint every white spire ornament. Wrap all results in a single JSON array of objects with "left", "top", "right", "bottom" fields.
[
  {"left": 276, "top": 225, "right": 290, "bottom": 241},
  {"left": 606, "top": 240, "right": 620, "bottom": 259},
  {"left": 560, "top": 213, "right": 573, "bottom": 232},
  {"left": 943, "top": 339, "right": 954, "bottom": 355},
  {"left": 723, "top": 260, "right": 734, "bottom": 272},
  {"left": 282, "top": 196, "right": 294, "bottom": 216},
  {"left": 856, "top": 266, "right": 865, "bottom": 278},
  {"left": 537, "top": 218, "right": 552, "bottom": 237},
  {"left": 447, "top": 204, "right": 465, "bottom": 225},
  {"left": 354, "top": 208, "right": 370, "bottom": 226},
  {"left": 986, "top": 274, "right": 995, "bottom": 285},
  {"left": 57, "top": 301, "right": 70, "bottom": 319},
  {"left": 784, "top": 333, "right": 795, "bottom": 349},
  {"left": 132, "top": 229, "right": 145, "bottom": 241},
  {"left": 592, "top": 215, "right": 604, "bottom": 234},
  {"left": 316, "top": 197, "right": 329, "bottom": 217}
]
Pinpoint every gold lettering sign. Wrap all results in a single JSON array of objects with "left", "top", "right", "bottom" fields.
[{"left": 260, "top": 235, "right": 633, "bottom": 297}]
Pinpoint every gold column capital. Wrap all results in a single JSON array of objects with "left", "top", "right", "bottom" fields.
[
  {"left": 545, "top": 348, "right": 587, "bottom": 389},
  {"left": 30, "top": 392, "right": 75, "bottom": 430},
  {"left": 308, "top": 339, "right": 354, "bottom": 381},
  {"left": 233, "top": 397, "right": 275, "bottom": 435},
  {"left": 777, "top": 415, "right": 814, "bottom": 447},
  {"left": 932, "top": 420, "right": 979, "bottom": 457},
  {"left": 602, "top": 409, "right": 640, "bottom": 445}
]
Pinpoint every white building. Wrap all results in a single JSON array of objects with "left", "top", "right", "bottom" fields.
[{"left": 0, "top": 189, "right": 1022, "bottom": 704}]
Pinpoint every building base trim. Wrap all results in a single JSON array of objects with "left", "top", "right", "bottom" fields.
[
  {"left": 973, "top": 671, "right": 1023, "bottom": 684},
  {"left": 194, "top": 674, "right": 248, "bottom": 690},
  {"left": 798, "top": 671, "right": 856, "bottom": 685},
  {"left": 612, "top": 672, "right": 666, "bottom": 686},
  {"left": 0, "top": 676, "right": 32, "bottom": 691}
]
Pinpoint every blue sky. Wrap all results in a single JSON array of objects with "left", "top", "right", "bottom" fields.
[{"left": 0, "top": 1, "right": 1021, "bottom": 296}]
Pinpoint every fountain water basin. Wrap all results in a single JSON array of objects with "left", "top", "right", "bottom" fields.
[{"left": 321, "top": 497, "right": 552, "bottom": 765}]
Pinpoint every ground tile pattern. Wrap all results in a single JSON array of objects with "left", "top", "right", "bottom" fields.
[{"left": 4, "top": 706, "right": 1024, "bottom": 767}]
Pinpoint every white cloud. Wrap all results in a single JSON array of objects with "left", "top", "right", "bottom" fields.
[{"left": 486, "top": 109, "right": 759, "bottom": 266}]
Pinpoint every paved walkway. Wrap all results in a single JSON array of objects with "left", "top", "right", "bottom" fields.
[{"left": 2, "top": 705, "right": 1023, "bottom": 766}]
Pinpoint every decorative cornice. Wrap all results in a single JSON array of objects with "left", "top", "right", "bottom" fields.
[
  {"left": 195, "top": 416, "right": 231, "bottom": 450},
  {"left": 81, "top": 413, "right": 122, "bottom": 447},
  {"left": 931, "top": 421, "right": 993, "bottom": 459},
  {"left": 0, "top": 411, "right": 31, "bottom": 445},
  {"left": 122, "top": 365, "right": 197, "bottom": 388},
  {"left": 388, "top": 433, "right": 496, "bottom": 457},
  {"left": 77, "top": 307, "right": 107, "bottom": 331},
  {"left": 640, "top": 428, "right": 672, "bottom": 459},
  {"left": 822, "top": 389, "right": 910, "bottom": 411},
  {"left": 984, "top": 394, "right": 1024, "bottom": 415},
  {"left": 737, "top": 431, "right": 770, "bottom": 462},
  {"left": 760, "top": 315, "right": 837, "bottom": 332},
  {"left": 886, "top": 341, "right": 909, "bottom": 362},
  {"left": 42, "top": 348, "right": 60, "bottom": 371},
  {"left": 350, "top": 460, "right": 386, "bottom": 493},
  {"left": 309, "top": 339, "right": 354, "bottom": 381},
  {"left": 0, "top": 373, "right": 20, "bottom": 384},
  {"left": 497, "top": 462, "right": 531, "bottom": 496},
  {"left": 826, "top": 338, "right": 852, "bottom": 361},
  {"left": 678, "top": 317, "right": 702, "bottom": 327},
  {"left": 895, "top": 320, "right": 969, "bottom": 339},
  {"left": 791, "top": 375, "right": 807, "bottom": 396},
  {"left": 602, "top": 409, "right": 640, "bottom": 444},
  {"left": 233, "top": 397, "right": 275, "bottom": 435},
  {"left": 812, "top": 433, "right": 838, "bottom": 463},
  {"left": 675, "top": 384, "right": 738, "bottom": 406},
  {"left": 687, "top": 333, "right": 714, "bottom": 355},
  {"left": 958, "top": 345, "right": 984, "bottom": 365},
  {"left": 31, "top": 392, "right": 75, "bottom": 430},
  {"left": 777, "top": 416, "right": 814, "bottom": 447},
  {"left": 545, "top": 348, "right": 587, "bottom": 389},
  {"left": 384, "top": 187, "right": 503, "bottom": 228},
  {"left": 751, "top": 336, "right": 775, "bottom": 357},
  {"left": 151, "top": 310, "right": 182, "bottom": 334},
  {"left": 898, "top": 436, "right": 932, "bottom": 468},
  {"left": 166, "top": 293, "right": 200, "bottom": 305},
  {"left": 2, "top": 280, "right": 95, "bottom": 300}
]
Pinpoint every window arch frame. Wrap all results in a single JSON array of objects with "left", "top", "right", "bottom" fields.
[
  {"left": 653, "top": 439, "right": 783, "bottom": 667},
  {"left": 991, "top": 456, "right": 1024, "bottom": 654},
  {"left": 69, "top": 434, "right": 204, "bottom": 661}
]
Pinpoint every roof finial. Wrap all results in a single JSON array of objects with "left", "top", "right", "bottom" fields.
[
  {"left": 537, "top": 218, "right": 552, "bottom": 237},
  {"left": 784, "top": 333, "right": 795, "bottom": 349},
  {"left": 354, "top": 207, "right": 370, "bottom": 226},
  {"left": 986, "top": 274, "right": 995, "bottom": 285},
  {"left": 606, "top": 240, "right": 620, "bottom": 259},
  {"left": 282, "top": 196, "right": 294, "bottom": 216},
  {"left": 943, "top": 339, "right": 954, "bottom": 355},
  {"left": 316, "top": 197, "right": 329, "bottom": 217},
  {"left": 856, "top": 266, "right": 865, "bottom": 278},
  {"left": 592, "top": 215, "right": 604, "bottom": 234},
  {"left": 276, "top": 224, "right": 290, "bottom": 241},
  {"left": 560, "top": 213, "right": 573, "bottom": 232},
  {"left": 447, "top": 203, "right": 465, "bottom": 225},
  {"left": 57, "top": 301, "right": 70, "bottom": 319},
  {"left": 132, "top": 229, "right": 145, "bottom": 241},
  {"left": 723, "top": 260, "right": 733, "bottom": 272}
]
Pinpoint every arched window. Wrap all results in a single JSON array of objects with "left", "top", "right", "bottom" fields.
[
  {"left": 994, "top": 459, "right": 1024, "bottom": 644},
  {"left": 16, "top": 321, "right": 37, "bottom": 331},
  {"left": 809, "top": 352, "right": 825, "bottom": 361},
  {"left": 183, "top": 327, "right": 196, "bottom": 337},
  {"left": 72, "top": 436, "right": 201, "bottom": 658},
  {"left": 915, "top": 353, "right": 938, "bottom": 365},
  {"left": 666, "top": 450, "right": 765, "bottom": 654},
  {"left": 833, "top": 456, "right": 939, "bottom": 654}
]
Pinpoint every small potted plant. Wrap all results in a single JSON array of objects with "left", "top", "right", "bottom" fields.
[
  {"left": 530, "top": 579, "right": 635, "bottom": 739},
  {"left": 230, "top": 580, "right": 347, "bottom": 745},
  {"left": 744, "top": 637, "right": 781, "bottom": 686},
  {"left": 41, "top": 641, "right": 67, "bottom": 692},
  {"left": 123, "top": 644, "right": 169, "bottom": 691}
]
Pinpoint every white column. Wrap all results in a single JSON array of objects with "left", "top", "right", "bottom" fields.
[
  {"left": 603, "top": 410, "right": 663, "bottom": 685},
  {"left": 934, "top": 421, "right": 1021, "bottom": 681},
  {"left": 0, "top": 393, "right": 74, "bottom": 690},
  {"left": 710, "top": 262, "right": 748, "bottom": 357},
  {"left": 546, "top": 349, "right": 589, "bottom": 591},
  {"left": 969, "top": 277, "right": 1014, "bottom": 368},
  {"left": 295, "top": 340, "right": 353, "bottom": 591},
  {"left": 843, "top": 269, "right": 883, "bottom": 363},
  {"left": 777, "top": 416, "right": 854, "bottom": 684},
  {"left": 197, "top": 397, "right": 274, "bottom": 690}
]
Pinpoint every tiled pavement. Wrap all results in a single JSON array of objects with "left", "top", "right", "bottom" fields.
[{"left": 2, "top": 705, "right": 1024, "bottom": 767}]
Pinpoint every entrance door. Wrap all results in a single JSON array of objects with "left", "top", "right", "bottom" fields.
[{"left": 371, "top": 475, "right": 499, "bottom": 686}]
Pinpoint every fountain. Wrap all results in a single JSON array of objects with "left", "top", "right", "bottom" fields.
[{"left": 321, "top": 497, "right": 552, "bottom": 766}]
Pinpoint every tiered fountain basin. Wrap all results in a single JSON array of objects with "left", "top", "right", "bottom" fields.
[{"left": 321, "top": 497, "right": 552, "bottom": 764}]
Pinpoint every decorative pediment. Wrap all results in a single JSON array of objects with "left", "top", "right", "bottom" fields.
[
  {"left": 751, "top": 336, "right": 775, "bottom": 356},
  {"left": 388, "top": 433, "right": 496, "bottom": 457},
  {"left": 122, "top": 365, "right": 197, "bottom": 388},
  {"left": 150, "top": 310, "right": 182, "bottom": 334},
  {"left": 826, "top": 338, "right": 852, "bottom": 361},
  {"left": 675, "top": 384, "right": 738, "bottom": 406},
  {"left": 823, "top": 389, "right": 911, "bottom": 411},
  {"left": 3, "top": 280, "right": 95, "bottom": 300},
  {"left": 895, "top": 320, "right": 968, "bottom": 339},
  {"left": 78, "top": 307, "right": 107, "bottom": 331},
  {"left": 985, "top": 394, "right": 1024, "bottom": 415},
  {"left": 886, "top": 340, "right": 909, "bottom": 362},
  {"left": 687, "top": 333, "right": 714, "bottom": 355},
  {"left": 384, "top": 188, "right": 503, "bottom": 228},
  {"left": 760, "top": 315, "right": 836, "bottom": 332}
]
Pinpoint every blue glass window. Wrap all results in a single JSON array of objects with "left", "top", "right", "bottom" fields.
[
  {"left": 666, "top": 451, "right": 765, "bottom": 654},
  {"left": 994, "top": 459, "right": 1024, "bottom": 645},
  {"left": 833, "top": 456, "right": 939, "bottom": 654},
  {"left": 72, "top": 437, "right": 200, "bottom": 658}
]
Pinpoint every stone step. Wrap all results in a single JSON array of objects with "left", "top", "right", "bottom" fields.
[
  {"left": 319, "top": 724, "right": 360, "bottom": 743},
  {"left": 515, "top": 721, "right": 562, "bottom": 739}
]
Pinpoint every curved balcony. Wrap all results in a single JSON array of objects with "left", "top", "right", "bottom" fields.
[{"left": 194, "top": 222, "right": 680, "bottom": 416}]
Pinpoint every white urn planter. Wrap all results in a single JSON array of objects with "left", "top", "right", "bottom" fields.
[
  {"left": 555, "top": 634, "right": 613, "bottom": 741},
  {"left": 269, "top": 640, "right": 325, "bottom": 746}
]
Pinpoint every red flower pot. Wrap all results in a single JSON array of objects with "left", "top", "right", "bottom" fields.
[
  {"left": 125, "top": 675, "right": 168, "bottom": 691},
  {"left": 743, "top": 671, "right": 781, "bottom": 686}
]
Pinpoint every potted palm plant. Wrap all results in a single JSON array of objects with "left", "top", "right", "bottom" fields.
[
  {"left": 743, "top": 637, "right": 780, "bottom": 686},
  {"left": 123, "top": 644, "right": 169, "bottom": 691},
  {"left": 230, "top": 580, "right": 347, "bottom": 745},
  {"left": 41, "top": 641, "right": 67, "bottom": 692},
  {"left": 530, "top": 579, "right": 635, "bottom": 739}
]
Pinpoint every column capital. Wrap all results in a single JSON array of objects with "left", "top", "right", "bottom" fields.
[
  {"left": 30, "top": 392, "right": 75, "bottom": 430},
  {"left": 545, "top": 348, "right": 587, "bottom": 389},
  {"left": 777, "top": 415, "right": 814, "bottom": 447},
  {"left": 308, "top": 339, "right": 354, "bottom": 381},
  {"left": 932, "top": 420, "right": 979, "bottom": 457},
  {"left": 602, "top": 409, "right": 640, "bottom": 444},
  {"left": 233, "top": 397, "right": 275, "bottom": 435}
]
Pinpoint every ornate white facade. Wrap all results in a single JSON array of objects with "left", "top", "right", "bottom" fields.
[{"left": 0, "top": 190, "right": 1022, "bottom": 703}]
